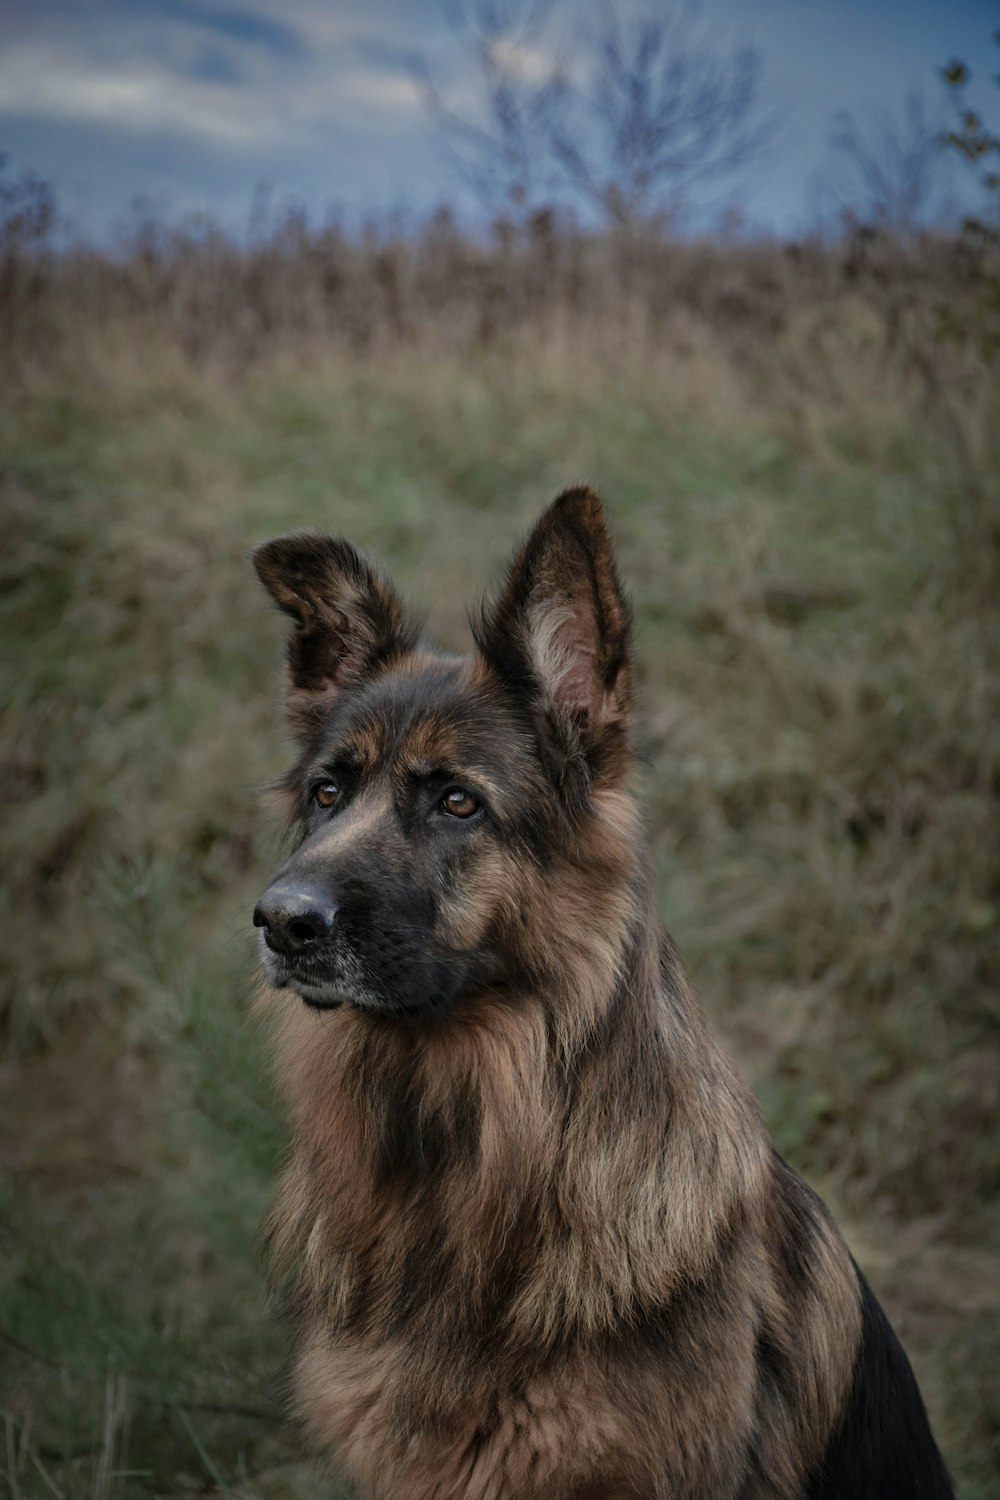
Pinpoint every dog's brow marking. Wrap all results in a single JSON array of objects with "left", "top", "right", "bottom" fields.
[
  {"left": 397, "top": 716, "right": 459, "bottom": 766},
  {"left": 451, "top": 768, "right": 502, "bottom": 802},
  {"left": 344, "top": 720, "right": 385, "bottom": 773},
  {"left": 398, "top": 753, "right": 503, "bottom": 804}
]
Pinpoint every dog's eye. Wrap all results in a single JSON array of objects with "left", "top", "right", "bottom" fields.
[
  {"left": 313, "top": 782, "right": 341, "bottom": 809},
  {"left": 441, "top": 788, "right": 479, "bottom": 818}
]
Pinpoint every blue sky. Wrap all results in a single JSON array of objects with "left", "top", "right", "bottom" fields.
[{"left": 2, "top": 0, "right": 997, "bottom": 239}]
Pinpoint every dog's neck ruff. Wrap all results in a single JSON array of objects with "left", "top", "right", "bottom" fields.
[{"left": 264, "top": 847, "right": 770, "bottom": 1362}]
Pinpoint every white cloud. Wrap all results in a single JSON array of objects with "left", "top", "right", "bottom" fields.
[
  {"left": 0, "top": 41, "right": 289, "bottom": 146},
  {"left": 485, "top": 38, "right": 557, "bottom": 86},
  {"left": 338, "top": 68, "right": 421, "bottom": 114},
  {"left": 0, "top": 17, "right": 426, "bottom": 151},
  {"left": 169, "top": 0, "right": 441, "bottom": 57}
]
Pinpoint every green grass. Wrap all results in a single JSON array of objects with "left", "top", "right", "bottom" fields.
[{"left": 1, "top": 354, "right": 997, "bottom": 1496}]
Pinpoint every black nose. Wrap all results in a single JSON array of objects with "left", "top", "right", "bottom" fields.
[{"left": 253, "top": 879, "right": 339, "bottom": 959}]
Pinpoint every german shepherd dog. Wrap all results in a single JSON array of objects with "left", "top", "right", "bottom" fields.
[{"left": 252, "top": 489, "right": 953, "bottom": 1499}]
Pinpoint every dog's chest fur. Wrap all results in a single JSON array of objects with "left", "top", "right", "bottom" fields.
[
  {"left": 292, "top": 1323, "right": 758, "bottom": 1500},
  {"left": 265, "top": 1000, "right": 858, "bottom": 1500}
]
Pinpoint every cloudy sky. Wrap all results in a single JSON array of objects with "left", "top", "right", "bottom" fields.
[{"left": 2, "top": 0, "right": 997, "bottom": 239}]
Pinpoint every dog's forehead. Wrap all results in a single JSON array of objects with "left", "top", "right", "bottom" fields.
[{"left": 319, "top": 655, "right": 521, "bottom": 776}]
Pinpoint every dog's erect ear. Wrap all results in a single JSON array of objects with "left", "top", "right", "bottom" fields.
[
  {"left": 474, "top": 486, "right": 633, "bottom": 790},
  {"left": 253, "top": 533, "right": 416, "bottom": 740}
]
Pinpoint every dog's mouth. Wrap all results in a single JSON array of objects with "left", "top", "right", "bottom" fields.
[
  {"left": 283, "top": 976, "right": 348, "bottom": 1010},
  {"left": 262, "top": 954, "right": 403, "bottom": 1016},
  {"left": 286, "top": 975, "right": 426, "bottom": 1017},
  {"left": 258, "top": 940, "right": 359, "bottom": 1011},
  {"left": 257, "top": 928, "right": 479, "bottom": 1020}
]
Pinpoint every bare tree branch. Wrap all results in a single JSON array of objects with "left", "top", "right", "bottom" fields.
[
  {"left": 546, "top": 2, "right": 773, "bottom": 230},
  {"left": 419, "top": 0, "right": 772, "bottom": 231},
  {"left": 418, "top": 0, "right": 566, "bottom": 217},
  {"left": 826, "top": 92, "right": 949, "bottom": 236}
]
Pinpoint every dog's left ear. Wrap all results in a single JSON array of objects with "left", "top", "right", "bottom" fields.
[{"left": 474, "top": 486, "right": 633, "bottom": 791}]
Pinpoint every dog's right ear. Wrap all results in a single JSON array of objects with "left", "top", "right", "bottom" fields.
[{"left": 253, "top": 533, "right": 416, "bottom": 741}]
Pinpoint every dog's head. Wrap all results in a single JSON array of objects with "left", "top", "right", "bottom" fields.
[{"left": 252, "top": 487, "right": 636, "bottom": 1019}]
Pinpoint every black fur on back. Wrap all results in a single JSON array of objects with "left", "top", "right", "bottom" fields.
[{"left": 805, "top": 1265, "right": 954, "bottom": 1498}]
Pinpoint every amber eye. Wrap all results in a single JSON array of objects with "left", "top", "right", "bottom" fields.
[
  {"left": 441, "top": 788, "right": 479, "bottom": 818},
  {"left": 313, "top": 782, "right": 340, "bottom": 809}
]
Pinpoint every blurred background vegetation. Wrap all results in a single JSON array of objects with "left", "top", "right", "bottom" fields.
[{"left": 2, "top": 9, "right": 999, "bottom": 1498}]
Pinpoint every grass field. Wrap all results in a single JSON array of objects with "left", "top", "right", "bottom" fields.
[{"left": 1, "top": 335, "right": 998, "bottom": 1495}]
